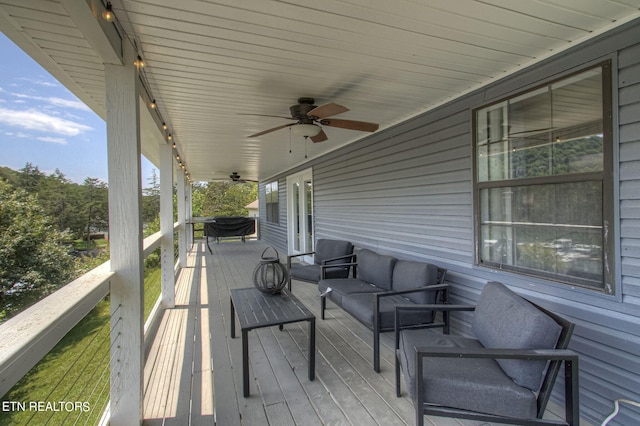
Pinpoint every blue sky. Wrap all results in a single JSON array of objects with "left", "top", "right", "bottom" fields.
[{"left": 0, "top": 33, "right": 154, "bottom": 184}]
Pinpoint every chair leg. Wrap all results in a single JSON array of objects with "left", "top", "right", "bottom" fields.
[
  {"left": 373, "top": 328, "right": 380, "bottom": 373},
  {"left": 566, "top": 358, "right": 580, "bottom": 426},
  {"left": 320, "top": 296, "right": 326, "bottom": 320},
  {"left": 416, "top": 354, "right": 425, "bottom": 426},
  {"left": 395, "top": 351, "right": 402, "bottom": 397}
]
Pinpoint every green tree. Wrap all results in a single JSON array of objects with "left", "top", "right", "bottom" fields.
[
  {"left": 142, "top": 168, "right": 161, "bottom": 224},
  {"left": 18, "top": 162, "right": 44, "bottom": 191},
  {"left": 0, "top": 180, "right": 75, "bottom": 319},
  {"left": 81, "top": 178, "right": 109, "bottom": 248},
  {"left": 37, "top": 169, "right": 83, "bottom": 238},
  {"left": 200, "top": 181, "right": 257, "bottom": 217}
]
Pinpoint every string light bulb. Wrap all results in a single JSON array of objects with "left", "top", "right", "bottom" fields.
[
  {"left": 162, "top": 122, "right": 167, "bottom": 130},
  {"left": 167, "top": 133, "right": 173, "bottom": 141},
  {"left": 102, "top": 2, "right": 115, "bottom": 22},
  {"left": 149, "top": 99, "right": 156, "bottom": 109},
  {"left": 134, "top": 55, "right": 145, "bottom": 68}
]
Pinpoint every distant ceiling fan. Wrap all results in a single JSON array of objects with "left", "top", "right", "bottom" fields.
[
  {"left": 247, "top": 97, "right": 379, "bottom": 142},
  {"left": 229, "top": 172, "right": 257, "bottom": 183}
]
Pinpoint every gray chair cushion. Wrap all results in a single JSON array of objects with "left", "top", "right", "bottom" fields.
[
  {"left": 318, "top": 278, "right": 384, "bottom": 306},
  {"left": 398, "top": 329, "right": 538, "bottom": 419},
  {"left": 314, "top": 239, "right": 353, "bottom": 266},
  {"left": 342, "top": 293, "right": 434, "bottom": 330},
  {"left": 290, "top": 264, "right": 322, "bottom": 282},
  {"left": 357, "top": 249, "right": 397, "bottom": 290},
  {"left": 392, "top": 260, "right": 439, "bottom": 304},
  {"left": 471, "top": 282, "right": 563, "bottom": 392}
]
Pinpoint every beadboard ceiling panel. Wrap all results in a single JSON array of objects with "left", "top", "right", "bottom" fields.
[{"left": 0, "top": 0, "right": 638, "bottom": 182}]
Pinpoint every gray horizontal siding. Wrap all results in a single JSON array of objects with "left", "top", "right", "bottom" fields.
[{"left": 260, "top": 18, "right": 640, "bottom": 425}]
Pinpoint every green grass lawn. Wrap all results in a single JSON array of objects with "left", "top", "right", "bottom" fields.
[{"left": 0, "top": 266, "right": 162, "bottom": 425}]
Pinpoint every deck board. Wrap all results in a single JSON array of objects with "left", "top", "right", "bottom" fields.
[{"left": 143, "top": 240, "right": 496, "bottom": 425}]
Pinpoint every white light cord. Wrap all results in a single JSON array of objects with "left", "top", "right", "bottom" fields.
[{"left": 601, "top": 399, "right": 640, "bottom": 425}]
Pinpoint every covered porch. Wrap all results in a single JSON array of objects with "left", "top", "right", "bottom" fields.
[
  {"left": 0, "top": 1, "right": 639, "bottom": 424},
  {"left": 143, "top": 239, "right": 571, "bottom": 425}
]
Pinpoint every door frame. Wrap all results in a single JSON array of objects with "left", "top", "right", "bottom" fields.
[{"left": 286, "top": 168, "right": 314, "bottom": 260}]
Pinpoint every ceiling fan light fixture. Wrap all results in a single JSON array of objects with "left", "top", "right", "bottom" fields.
[{"left": 291, "top": 123, "right": 321, "bottom": 138}]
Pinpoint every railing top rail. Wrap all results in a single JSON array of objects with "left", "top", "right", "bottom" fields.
[{"left": 0, "top": 261, "right": 113, "bottom": 397}]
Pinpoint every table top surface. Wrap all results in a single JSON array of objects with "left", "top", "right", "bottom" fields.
[{"left": 231, "top": 287, "right": 314, "bottom": 331}]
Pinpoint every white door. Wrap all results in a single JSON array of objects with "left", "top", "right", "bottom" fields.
[{"left": 287, "top": 169, "right": 314, "bottom": 261}]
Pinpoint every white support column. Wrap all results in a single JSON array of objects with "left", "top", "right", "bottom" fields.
[
  {"left": 160, "top": 144, "right": 175, "bottom": 308},
  {"left": 187, "top": 183, "right": 193, "bottom": 247},
  {"left": 177, "top": 170, "right": 188, "bottom": 267},
  {"left": 105, "top": 42, "right": 144, "bottom": 424}
]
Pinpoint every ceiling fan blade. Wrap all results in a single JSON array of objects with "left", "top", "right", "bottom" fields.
[
  {"left": 320, "top": 118, "right": 379, "bottom": 132},
  {"left": 307, "top": 102, "right": 349, "bottom": 119},
  {"left": 238, "top": 114, "right": 296, "bottom": 120},
  {"left": 248, "top": 123, "right": 294, "bottom": 138},
  {"left": 310, "top": 129, "right": 328, "bottom": 143}
]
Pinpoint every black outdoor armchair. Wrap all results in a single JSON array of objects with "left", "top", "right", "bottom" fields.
[
  {"left": 286, "top": 239, "right": 354, "bottom": 291},
  {"left": 395, "top": 282, "right": 579, "bottom": 426}
]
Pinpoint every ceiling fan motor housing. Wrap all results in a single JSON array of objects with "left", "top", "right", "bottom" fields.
[{"left": 290, "top": 97, "right": 317, "bottom": 119}]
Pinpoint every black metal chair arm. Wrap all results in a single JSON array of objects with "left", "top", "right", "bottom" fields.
[
  {"left": 287, "top": 251, "right": 316, "bottom": 268},
  {"left": 320, "top": 253, "right": 356, "bottom": 265},
  {"left": 374, "top": 284, "right": 449, "bottom": 300},
  {"left": 415, "top": 346, "right": 579, "bottom": 361}
]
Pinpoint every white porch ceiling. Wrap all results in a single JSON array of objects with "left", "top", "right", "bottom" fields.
[{"left": 1, "top": 0, "right": 639, "bottom": 182}]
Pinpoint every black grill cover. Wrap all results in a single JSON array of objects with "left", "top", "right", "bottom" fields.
[{"left": 204, "top": 217, "right": 255, "bottom": 238}]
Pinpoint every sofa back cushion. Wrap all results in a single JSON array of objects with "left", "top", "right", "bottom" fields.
[
  {"left": 357, "top": 249, "right": 396, "bottom": 290},
  {"left": 392, "top": 261, "right": 439, "bottom": 304},
  {"left": 314, "top": 239, "right": 353, "bottom": 265},
  {"left": 471, "top": 282, "right": 563, "bottom": 392}
]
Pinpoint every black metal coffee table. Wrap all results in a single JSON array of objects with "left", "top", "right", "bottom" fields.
[{"left": 230, "top": 287, "right": 316, "bottom": 397}]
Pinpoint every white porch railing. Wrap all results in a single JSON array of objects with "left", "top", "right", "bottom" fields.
[{"left": 0, "top": 222, "right": 182, "bottom": 418}]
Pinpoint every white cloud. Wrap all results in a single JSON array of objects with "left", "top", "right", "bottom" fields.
[
  {"left": 37, "top": 136, "right": 67, "bottom": 145},
  {"left": 18, "top": 77, "right": 59, "bottom": 88},
  {"left": 11, "top": 93, "right": 90, "bottom": 111},
  {"left": 48, "top": 97, "right": 90, "bottom": 111},
  {"left": 0, "top": 107, "right": 92, "bottom": 136}
]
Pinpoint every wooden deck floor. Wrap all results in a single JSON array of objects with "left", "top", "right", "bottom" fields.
[{"left": 142, "top": 240, "right": 565, "bottom": 425}]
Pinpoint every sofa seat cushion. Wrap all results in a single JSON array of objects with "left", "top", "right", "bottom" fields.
[
  {"left": 472, "top": 282, "right": 562, "bottom": 392},
  {"left": 398, "top": 329, "right": 537, "bottom": 419},
  {"left": 356, "top": 249, "right": 397, "bottom": 290},
  {"left": 318, "top": 278, "right": 384, "bottom": 306},
  {"left": 342, "top": 293, "right": 435, "bottom": 330}
]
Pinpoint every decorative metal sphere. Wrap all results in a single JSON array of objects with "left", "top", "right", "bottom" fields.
[{"left": 253, "top": 247, "right": 288, "bottom": 294}]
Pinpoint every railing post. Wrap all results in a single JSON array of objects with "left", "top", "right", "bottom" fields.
[
  {"left": 177, "top": 171, "right": 188, "bottom": 267},
  {"left": 160, "top": 143, "right": 175, "bottom": 308},
  {"left": 105, "top": 41, "right": 144, "bottom": 424}
]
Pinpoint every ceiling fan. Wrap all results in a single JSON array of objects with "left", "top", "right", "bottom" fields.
[
  {"left": 247, "top": 97, "right": 379, "bottom": 142},
  {"left": 229, "top": 172, "right": 257, "bottom": 183}
]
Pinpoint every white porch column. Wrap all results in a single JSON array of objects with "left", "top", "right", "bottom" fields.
[
  {"left": 177, "top": 170, "right": 188, "bottom": 267},
  {"left": 160, "top": 144, "right": 175, "bottom": 308},
  {"left": 187, "top": 183, "right": 193, "bottom": 247},
  {"left": 105, "top": 42, "right": 144, "bottom": 424}
]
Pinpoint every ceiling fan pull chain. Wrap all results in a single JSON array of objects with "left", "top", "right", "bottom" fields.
[
  {"left": 289, "top": 127, "right": 292, "bottom": 153},
  {"left": 304, "top": 136, "right": 308, "bottom": 158}
]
